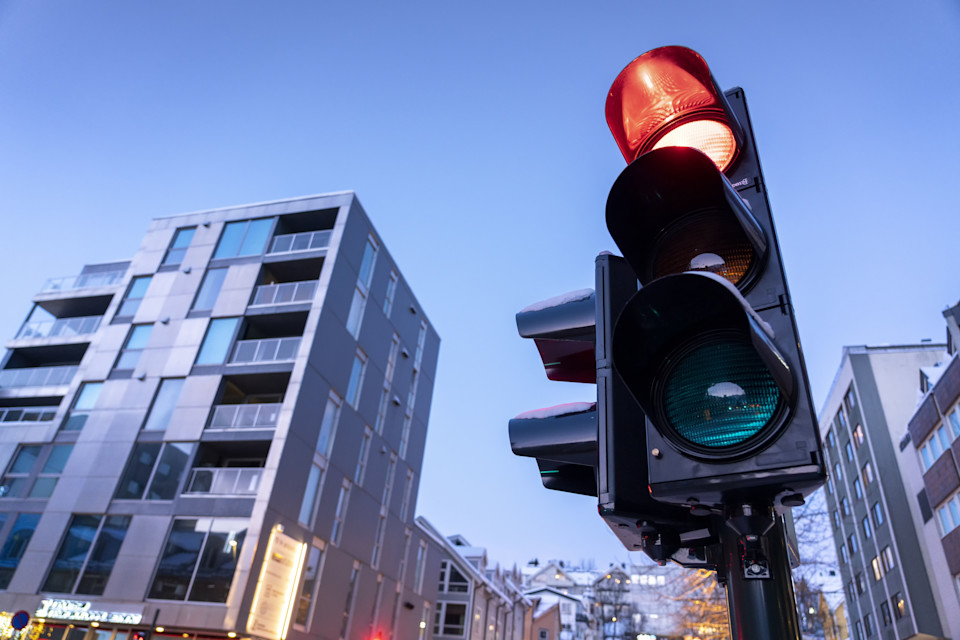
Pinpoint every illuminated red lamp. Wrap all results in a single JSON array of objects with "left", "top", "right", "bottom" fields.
[{"left": 605, "top": 46, "right": 743, "bottom": 172}]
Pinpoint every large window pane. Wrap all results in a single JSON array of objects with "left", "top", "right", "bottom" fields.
[
  {"left": 146, "top": 443, "right": 194, "bottom": 500},
  {"left": 213, "top": 219, "right": 272, "bottom": 259},
  {"left": 149, "top": 520, "right": 206, "bottom": 600},
  {"left": 43, "top": 515, "right": 102, "bottom": 593},
  {"left": 196, "top": 318, "right": 239, "bottom": 364},
  {"left": 294, "top": 546, "right": 323, "bottom": 627},
  {"left": 117, "top": 276, "right": 152, "bottom": 318},
  {"left": 188, "top": 519, "right": 246, "bottom": 602},
  {"left": 76, "top": 516, "right": 131, "bottom": 595},
  {"left": 62, "top": 382, "right": 103, "bottom": 432},
  {"left": 239, "top": 219, "right": 272, "bottom": 256},
  {"left": 298, "top": 464, "right": 322, "bottom": 525},
  {"left": 0, "top": 513, "right": 41, "bottom": 588},
  {"left": 163, "top": 227, "right": 196, "bottom": 265},
  {"left": 114, "top": 443, "right": 162, "bottom": 499},
  {"left": 115, "top": 325, "right": 153, "bottom": 371},
  {"left": 0, "top": 446, "right": 42, "bottom": 498},
  {"left": 143, "top": 379, "right": 185, "bottom": 432},
  {"left": 192, "top": 268, "right": 228, "bottom": 311}
]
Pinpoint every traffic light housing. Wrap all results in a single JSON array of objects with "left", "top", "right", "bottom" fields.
[{"left": 604, "top": 46, "right": 825, "bottom": 510}]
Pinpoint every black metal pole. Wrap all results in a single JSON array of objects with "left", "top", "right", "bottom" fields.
[{"left": 721, "top": 510, "right": 801, "bottom": 640}]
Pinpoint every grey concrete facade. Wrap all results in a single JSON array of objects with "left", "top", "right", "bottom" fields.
[
  {"left": 819, "top": 345, "right": 949, "bottom": 640},
  {"left": 0, "top": 193, "right": 440, "bottom": 640}
]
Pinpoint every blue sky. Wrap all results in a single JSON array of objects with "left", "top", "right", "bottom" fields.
[{"left": 2, "top": 1, "right": 959, "bottom": 570}]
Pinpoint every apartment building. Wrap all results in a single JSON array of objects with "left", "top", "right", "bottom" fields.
[{"left": 0, "top": 193, "right": 440, "bottom": 640}]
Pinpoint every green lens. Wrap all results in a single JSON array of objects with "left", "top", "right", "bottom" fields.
[{"left": 663, "top": 340, "right": 780, "bottom": 448}]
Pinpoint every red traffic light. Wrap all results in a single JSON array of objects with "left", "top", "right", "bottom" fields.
[{"left": 605, "top": 46, "right": 743, "bottom": 172}]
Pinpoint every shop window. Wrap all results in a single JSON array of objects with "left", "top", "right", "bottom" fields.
[{"left": 0, "top": 512, "right": 41, "bottom": 588}]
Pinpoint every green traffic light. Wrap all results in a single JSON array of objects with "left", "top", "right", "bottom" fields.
[{"left": 662, "top": 340, "right": 780, "bottom": 448}]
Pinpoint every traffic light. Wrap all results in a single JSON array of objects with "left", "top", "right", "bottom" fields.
[
  {"left": 510, "top": 255, "right": 705, "bottom": 559},
  {"left": 603, "top": 46, "right": 825, "bottom": 510}
]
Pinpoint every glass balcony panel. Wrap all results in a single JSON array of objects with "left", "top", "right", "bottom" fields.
[
  {"left": 252, "top": 286, "right": 274, "bottom": 306},
  {"left": 232, "top": 341, "right": 259, "bottom": 363},
  {"left": 41, "top": 271, "right": 125, "bottom": 293},
  {"left": 0, "top": 366, "right": 78, "bottom": 388},
  {"left": 210, "top": 405, "right": 238, "bottom": 428},
  {"left": 309, "top": 231, "right": 331, "bottom": 249},
  {"left": 184, "top": 467, "right": 262, "bottom": 495},
  {"left": 276, "top": 338, "right": 299, "bottom": 360},
  {"left": 258, "top": 404, "right": 280, "bottom": 426},
  {"left": 270, "top": 235, "right": 292, "bottom": 253},
  {"left": 236, "top": 405, "right": 258, "bottom": 427},
  {"left": 17, "top": 316, "right": 101, "bottom": 340},
  {"left": 211, "top": 468, "right": 239, "bottom": 494},
  {"left": 256, "top": 339, "right": 280, "bottom": 362},
  {"left": 291, "top": 235, "right": 311, "bottom": 251},
  {"left": 294, "top": 281, "right": 316, "bottom": 302},
  {"left": 229, "top": 338, "right": 299, "bottom": 364},
  {"left": 269, "top": 231, "right": 331, "bottom": 254},
  {"left": 274, "top": 283, "right": 295, "bottom": 304},
  {"left": 188, "top": 469, "right": 214, "bottom": 493},
  {"left": 237, "top": 469, "right": 261, "bottom": 494},
  {"left": 207, "top": 403, "right": 280, "bottom": 429}
]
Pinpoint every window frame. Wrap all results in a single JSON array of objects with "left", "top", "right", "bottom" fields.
[{"left": 162, "top": 227, "right": 197, "bottom": 266}]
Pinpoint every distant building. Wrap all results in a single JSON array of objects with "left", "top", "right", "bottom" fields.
[
  {"left": 899, "top": 299, "right": 960, "bottom": 639},
  {"left": 819, "top": 343, "right": 951, "bottom": 639},
  {"left": 415, "top": 519, "right": 530, "bottom": 640},
  {"left": 0, "top": 193, "right": 441, "bottom": 640}
]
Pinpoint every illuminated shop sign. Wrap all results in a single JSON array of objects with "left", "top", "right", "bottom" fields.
[
  {"left": 34, "top": 600, "right": 143, "bottom": 624},
  {"left": 247, "top": 526, "right": 306, "bottom": 640}
]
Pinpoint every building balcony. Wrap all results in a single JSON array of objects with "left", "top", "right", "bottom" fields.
[
  {"left": 229, "top": 337, "right": 300, "bottom": 365},
  {"left": 184, "top": 467, "right": 262, "bottom": 496},
  {"left": 208, "top": 403, "right": 281, "bottom": 429},
  {"left": 39, "top": 271, "right": 126, "bottom": 294},
  {"left": 249, "top": 281, "right": 317, "bottom": 307},
  {"left": 0, "top": 365, "right": 78, "bottom": 388},
  {"left": 0, "top": 406, "right": 58, "bottom": 423},
  {"left": 268, "top": 230, "right": 331, "bottom": 255},
  {"left": 15, "top": 316, "right": 102, "bottom": 340}
]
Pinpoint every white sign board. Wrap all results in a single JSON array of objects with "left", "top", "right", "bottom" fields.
[
  {"left": 34, "top": 599, "right": 143, "bottom": 624},
  {"left": 247, "top": 528, "right": 305, "bottom": 640}
]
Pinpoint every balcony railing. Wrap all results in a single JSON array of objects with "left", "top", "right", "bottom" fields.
[
  {"left": 184, "top": 467, "right": 262, "bottom": 495},
  {"left": 268, "top": 230, "right": 331, "bottom": 254},
  {"left": 0, "top": 406, "right": 58, "bottom": 423},
  {"left": 209, "top": 403, "right": 281, "bottom": 429},
  {"left": 0, "top": 365, "right": 78, "bottom": 388},
  {"left": 250, "top": 281, "right": 317, "bottom": 307},
  {"left": 16, "top": 316, "right": 102, "bottom": 340},
  {"left": 229, "top": 337, "right": 300, "bottom": 364},
  {"left": 40, "top": 271, "right": 126, "bottom": 293}
]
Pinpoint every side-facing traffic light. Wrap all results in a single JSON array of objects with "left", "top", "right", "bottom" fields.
[{"left": 603, "top": 46, "right": 825, "bottom": 510}]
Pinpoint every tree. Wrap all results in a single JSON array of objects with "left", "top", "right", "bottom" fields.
[{"left": 660, "top": 568, "right": 730, "bottom": 640}]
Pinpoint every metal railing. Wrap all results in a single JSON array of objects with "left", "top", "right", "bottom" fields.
[
  {"left": 184, "top": 467, "right": 262, "bottom": 495},
  {"left": 250, "top": 281, "right": 317, "bottom": 307},
  {"left": 268, "top": 230, "right": 331, "bottom": 254},
  {"left": 0, "top": 365, "right": 78, "bottom": 388},
  {"left": 0, "top": 406, "right": 58, "bottom": 423},
  {"left": 208, "top": 403, "right": 281, "bottom": 429},
  {"left": 16, "top": 316, "right": 102, "bottom": 340},
  {"left": 229, "top": 337, "right": 300, "bottom": 364},
  {"left": 40, "top": 271, "right": 126, "bottom": 293}
]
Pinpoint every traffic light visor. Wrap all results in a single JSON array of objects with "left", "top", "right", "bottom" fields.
[{"left": 606, "top": 46, "right": 742, "bottom": 171}]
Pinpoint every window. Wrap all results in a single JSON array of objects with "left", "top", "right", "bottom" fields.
[
  {"left": 949, "top": 406, "right": 960, "bottom": 439},
  {"left": 195, "top": 318, "right": 240, "bottom": 364},
  {"left": 332, "top": 481, "right": 350, "bottom": 545},
  {"left": 413, "top": 540, "right": 427, "bottom": 593},
  {"left": 920, "top": 443, "right": 934, "bottom": 471},
  {"left": 438, "top": 560, "right": 469, "bottom": 593},
  {"left": 846, "top": 582, "right": 856, "bottom": 604},
  {"left": 294, "top": 545, "right": 323, "bottom": 628},
  {"left": 114, "top": 324, "right": 153, "bottom": 371},
  {"left": 338, "top": 563, "right": 361, "bottom": 640},
  {"left": 845, "top": 386, "right": 857, "bottom": 412},
  {"left": 371, "top": 514, "right": 386, "bottom": 567},
  {"left": 853, "top": 477, "right": 863, "bottom": 500},
  {"left": 848, "top": 533, "right": 858, "bottom": 554},
  {"left": 854, "top": 621, "right": 863, "bottom": 640},
  {"left": 346, "top": 351, "right": 367, "bottom": 408},
  {"left": 881, "top": 546, "right": 895, "bottom": 572},
  {"left": 0, "top": 444, "right": 73, "bottom": 499},
  {"left": 871, "top": 556, "right": 882, "bottom": 581},
  {"left": 375, "top": 335, "right": 401, "bottom": 433},
  {"left": 149, "top": 517, "right": 246, "bottom": 602},
  {"left": 837, "top": 408, "right": 848, "bottom": 429},
  {"left": 852, "top": 424, "right": 865, "bottom": 449},
  {"left": 938, "top": 492, "right": 960, "bottom": 535},
  {"left": 834, "top": 462, "right": 843, "bottom": 483},
  {"left": 0, "top": 405, "right": 56, "bottom": 424},
  {"left": 400, "top": 469, "right": 414, "bottom": 521},
  {"left": 862, "top": 460, "right": 874, "bottom": 486},
  {"left": 192, "top": 268, "right": 228, "bottom": 312},
  {"left": 826, "top": 475, "right": 834, "bottom": 495},
  {"left": 434, "top": 603, "right": 467, "bottom": 637},
  {"left": 42, "top": 514, "right": 131, "bottom": 595},
  {"left": 839, "top": 544, "right": 848, "bottom": 564},
  {"left": 114, "top": 442, "right": 195, "bottom": 500},
  {"left": 398, "top": 530, "right": 411, "bottom": 582},
  {"left": 832, "top": 510, "right": 840, "bottom": 530},
  {"left": 845, "top": 441, "right": 854, "bottom": 462},
  {"left": 399, "top": 414, "right": 413, "bottom": 460},
  {"left": 116, "top": 276, "right": 152, "bottom": 318},
  {"left": 299, "top": 463, "right": 324, "bottom": 526},
  {"left": 213, "top": 219, "right": 272, "bottom": 259},
  {"left": 346, "top": 287, "right": 367, "bottom": 339},
  {"left": 892, "top": 592, "right": 906, "bottom": 619},
  {"left": 825, "top": 429, "right": 836, "bottom": 449},
  {"left": 163, "top": 227, "right": 196, "bottom": 265},
  {"left": 383, "top": 271, "right": 398, "bottom": 316},
  {"left": 855, "top": 572, "right": 865, "bottom": 595},
  {"left": 382, "top": 454, "right": 397, "bottom": 508},
  {"left": 861, "top": 516, "right": 872, "bottom": 539},
  {"left": 316, "top": 393, "right": 343, "bottom": 458},
  {"left": 143, "top": 379, "right": 185, "bottom": 431},
  {"left": 358, "top": 236, "right": 379, "bottom": 288},
  {"left": 62, "top": 381, "right": 103, "bottom": 431},
  {"left": 355, "top": 427, "right": 372, "bottom": 484},
  {"left": 863, "top": 612, "right": 874, "bottom": 637},
  {"left": 880, "top": 601, "right": 891, "bottom": 627},
  {"left": 841, "top": 496, "right": 851, "bottom": 517},
  {"left": 872, "top": 502, "right": 884, "bottom": 527},
  {"left": 0, "top": 513, "right": 41, "bottom": 588}
]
